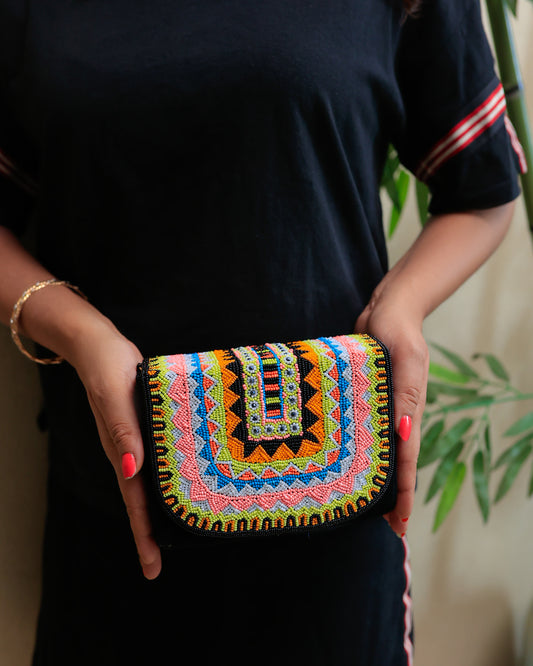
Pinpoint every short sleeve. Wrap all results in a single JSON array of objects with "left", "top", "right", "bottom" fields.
[
  {"left": 0, "top": 0, "right": 38, "bottom": 237},
  {"left": 393, "top": 0, "right": 527, "bottom": 216}
]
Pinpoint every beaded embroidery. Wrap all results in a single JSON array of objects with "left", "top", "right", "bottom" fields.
[{"left": 138, "top": 333, "right": 395, "bottom": 537}]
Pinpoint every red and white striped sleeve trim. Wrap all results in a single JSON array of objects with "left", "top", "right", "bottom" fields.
[
  {"left": 415, "top": 82, "right": 513, "bottom": 182},
  {"left": 504, "top": 114, "right": 528, "bottom": 174},
  {"left": 0, "top": 147, "right": 38, "bottom": 195}
]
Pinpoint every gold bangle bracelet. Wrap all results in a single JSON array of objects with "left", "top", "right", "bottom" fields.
[{"left": 9, "top": 279, "right": 88, "bottom": 365}]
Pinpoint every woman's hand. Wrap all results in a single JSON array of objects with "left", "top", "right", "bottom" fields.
[
  {"left": 355, "top": 287, "right": 429, "bottom": 538},
  {"left": 0, "top": 227, "right": 161, "bottom": 578},
  {"left": 353, "top": 202, "right": 516, "bottom": 536},
  {"left": 67, "top": 320, "right": 162, "bottom": 580}
]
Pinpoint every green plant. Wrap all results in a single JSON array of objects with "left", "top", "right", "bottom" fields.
[
  {"left": 381, "top": 0, "right": 533, "bottom": 529},
  {"left": 421, "top": 345, "right": 533, "bottom": 531}
]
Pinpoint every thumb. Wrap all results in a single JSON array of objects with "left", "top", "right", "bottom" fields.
[{"left": 354, "top": 308, "right": 370, "bottom": 334}]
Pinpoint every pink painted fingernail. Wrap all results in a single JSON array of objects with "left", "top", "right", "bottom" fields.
[
  {"left": 401, "top": 517, "right": 409, "bottom": 523},
  {"left": 399, "top": 415, "right": 412, "bottom": 441},
  {"left": 121, "top": 452, "right": 136, "bottom": 479}
]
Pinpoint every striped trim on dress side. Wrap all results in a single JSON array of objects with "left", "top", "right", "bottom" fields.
[
  {"left": 504, "top": 114, "right": 528, "bottom": 174},
  {"left": 415, "top": 82, "right": 507, "bottom": 182},
  {"left": 402, "top": 535, "right": 414, "bottom": 666},
  {"left": 0, "top": 147, "right": 38, "bottom": 195}
]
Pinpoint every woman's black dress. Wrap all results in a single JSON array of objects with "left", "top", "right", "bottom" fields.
[{"left": 0, "top": 1, "right": 523, "bottom": 663}]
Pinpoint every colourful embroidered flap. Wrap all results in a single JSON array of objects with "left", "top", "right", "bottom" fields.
[{"left": 137, "top": 333, "right": 396, "bottom": 540}]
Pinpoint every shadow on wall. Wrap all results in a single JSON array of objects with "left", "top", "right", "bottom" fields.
[
  {"left": 0, "top": 328, "right": 47, "bottom": 666},
  {"left": 521, "top": 602, "right": 533, "bottom": 666}
]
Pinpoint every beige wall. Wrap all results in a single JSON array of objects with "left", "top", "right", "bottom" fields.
[{"left": 1, "top": 5, "right": 533, "bottom": 665}]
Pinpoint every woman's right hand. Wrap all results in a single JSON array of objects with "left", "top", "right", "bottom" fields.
[
  {"left": 0, "top": 226, "right": 161, "bottom": 579},
  {"left": 66, "top": 319, "right": 162, "bottom": 579}
]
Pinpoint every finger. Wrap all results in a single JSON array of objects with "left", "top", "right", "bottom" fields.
[
  {"left": 116, "top": 474, "right": 162, "bottom": 579},
  {"left": 384, "top": 458, "right": 416, "bottom": 537},
  {"left": 91, "top": 404, "right": 162, "bottom": 578},
  {"left": 387, "top": 443, "right": 418, "bottom": 536},
  {"left": 388, "top": 399, "right": 424, "bottom": 536},
  {"left": 390, "top": 338, "right": 428, "bottom": 457},
  {"left": 387, "top": 342, "right": 428, "bottom": 533},
  {"left": 86, "top": 371, "right": 145, "bottom": 479}
]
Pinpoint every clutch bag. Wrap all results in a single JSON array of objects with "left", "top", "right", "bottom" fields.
[{"left": 136, "top": 333, "right": 396, "bottom": 545}]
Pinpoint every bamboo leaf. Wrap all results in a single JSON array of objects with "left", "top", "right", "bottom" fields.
[
  {"left": 493, "top": 434, "right": 533, "bottom": 469},
  {"left": 473, "top": 450, "right": 490, "bottom": 522},
  {"left": 430, "top": 343, "right": 479, "bottom": 378},
  {"left": 388, "top": 170, "right": 410, "bottom": 238},
  {"left": 426, "top": 383, "right": 439, "bottom": 404},
  {"left": 494, "top": 443, "right": 532, "bottom": 503},
  {"left": 389, "top": 153, "right": 400, "bottom": 173},
  {"left": 438, "top": 396, "right": 495, "bottom": 413},
  {"left": 425, "top": 441, "right": 464, "bottom": 503},
  {"left": 382, "top": 150, "right": 401, "bottom": 209},
  {"left": 472, "top": 353, "right": 510, "bottom": 382},
  {"left": 415, "top": 179, "right": 430, "bottom": 226},
  {"left": 418, "top": 420, "right": 445, "bottom": 468},
  {"left": 503, "top": 411, "right": 533, "bottom": 437},
  {"left": 388, "top": 207, "right": 400, "bottom": 238},
  {"left": 506, "top": 0, "right": 517, "bottom": 16},
  {"left": 528, "top": 458, "right": 533, "bottom": 498},
  {"left": 484, "top": 424, "right": 492, "bottom": 468},
  {"left": 383, "top": 173, "right": 401, "bottom": 210},
  {"left": 432, "top": 462, "right": 466, "bottom": 532},
  {"left": 428, "top": 362, "right": 472, "bottom": 385},
  {"left": 426, "top": 382, "right": 479, "bottom": 399},
  {"left": 388, "top": 210, "right": 400, "bottom": 238},
  {"left": 418, "top": 418, "right": 473, "bottom": 468},
  {"left": 436, "top": 418, "right": 474, "bottom": 459},
  {"left": 397, "top": 168, "right": 410, "bottom": 196},
  {"left": 381, "top": 146, "right": 400, "bottom": 185}
]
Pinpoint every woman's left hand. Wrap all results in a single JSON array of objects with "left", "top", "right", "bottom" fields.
[
  {"left": 355, "top": 289, "right": 429, "bottom": 538},
  {"left": 353, "top": 203, "right": 518, "bottom": 536}
]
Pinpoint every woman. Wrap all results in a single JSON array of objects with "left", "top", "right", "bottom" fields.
[{"left": 0, "top": 0, "right": 526, "bottom": 663}]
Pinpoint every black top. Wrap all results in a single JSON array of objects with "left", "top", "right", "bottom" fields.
[{"left": 0, "top": 0, "right": 525, "bottom": 509}]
